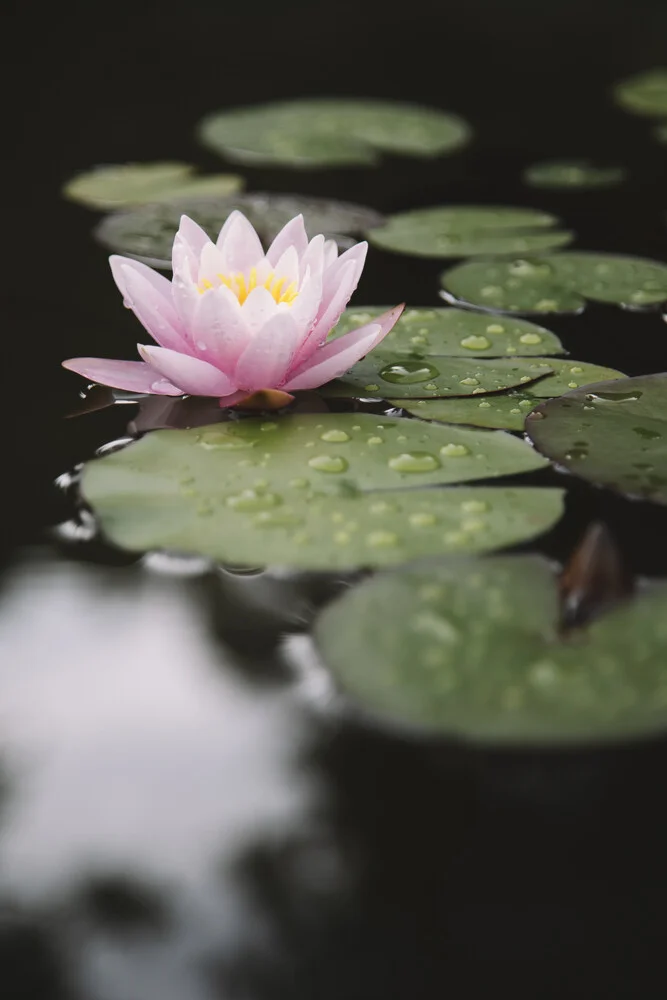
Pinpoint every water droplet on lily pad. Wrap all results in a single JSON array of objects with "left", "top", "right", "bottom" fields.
[
  {"left": 308, "top": 455, "right": 349, "bottom": 473},
  {"left": 388, "top": 452, "right": 441, "bottom": 473}
]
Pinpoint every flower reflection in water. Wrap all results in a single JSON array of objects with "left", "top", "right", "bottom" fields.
[{"left": 0, "top": 552, "right": 326, "bottom": 999}]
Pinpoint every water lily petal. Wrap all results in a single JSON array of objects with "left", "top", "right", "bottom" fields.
[
  {"left": 191, "top": 285, "right": 250, "bottom": 369},
  {"left": 290, "top": 260, "right": 358, "bottom": 368},
  {"left": 111, "top": 261, "right": 189, "bottom": 353},
  {"left": 289, "top": 266, "right": 323, "bottom": 340},
  {"left": 62, "top": 357, "right": 182, "bottom": 395},
  {"left": 216, "top": 210, "right": 264, "bottom": 273},
  {"left": 109, "top": 255, "right": 174, "bottom": 308},
  {"left": 198, "top": 242, "right": 227, "bottom": 285},
  {"left": 233, "top": 312, "right": 300, "bottom": 390},
  {"left": 323, "top": 239, "right": 338, "bottom": 269},
  {"left": 138, "top": 345, "right": 237, "bottom": 396},
  {"left": 241, "top": 285, "right": 281, "bottom": 332},
  {"left": 271, "top": 245, "right": 301, "bottom": 286},
  {"left": 171, "top": 251, "right": 201, "bottom": 332},
  {"left": 299, "top": 234, "right": 326, "bottom": 279},
  {"left": 283, "top": 304, "right": 404, "bottom": 391},
  {"left": 266, "top": 214, "right": 309, "bottom": 264},
  {"left": 321, "top": 241, "right": 367, "bottom": 304},
  {"left": 176, "top": 215, "right": 211, "bottom": 259}
]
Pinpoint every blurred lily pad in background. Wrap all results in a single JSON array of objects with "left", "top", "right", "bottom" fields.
[
  {"left": 94, "top": 193, "right": 384, "bottom": 266},
  {"left": 197, "top": 99, "right": 471, "bottom": 167},
  {"left": 613, "top": 67, "right": 667, "bottom": 116},
  {"left": 314, "top": 553, "right": 667, "bottom": 744},
  {"left": 63, "top": 162, "right": 244, "bottom": 209},
  {"left": 441, "top": 252, "right": 667, "bottom": 314},
  {"left": 367, "top": 205, "right": 573, "bottom": 258},
  {"left": 523, "top": 160, "right": 626, "bottom": 190}
]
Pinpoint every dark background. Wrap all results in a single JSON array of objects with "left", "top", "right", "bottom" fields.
[{"left": 4, "top": 0, "right": 667, "bottom": 997}]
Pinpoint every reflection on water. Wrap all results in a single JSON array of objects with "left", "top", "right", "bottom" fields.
[{"left": 0, "top": 552, "right": 321, "bottom": 999}]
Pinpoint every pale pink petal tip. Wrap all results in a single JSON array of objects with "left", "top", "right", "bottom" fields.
[
  {"left": 283, "top": 303, "right": 405, "bottom": 393},
  {"left": 61, "top": 357, "right": 183, "bottom": 395}
]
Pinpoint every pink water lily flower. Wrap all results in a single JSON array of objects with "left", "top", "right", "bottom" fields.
[{"left": 63, "top": 211, "right": 404, "bottom": 406}]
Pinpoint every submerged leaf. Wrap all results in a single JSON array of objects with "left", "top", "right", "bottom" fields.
[{"left": 95, "top": 192, "right": 383, "bottom": 267}]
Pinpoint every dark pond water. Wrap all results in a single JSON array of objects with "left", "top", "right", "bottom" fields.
[{"left": 5, "top": 1, "right": 667, "bottom": 996}]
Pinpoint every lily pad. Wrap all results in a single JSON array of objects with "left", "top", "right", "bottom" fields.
[
  {"left": 521, "top": 357, "right": 626, "bottom": 398},
  {"left": 366, "top": 206, "right": 573, "bottom": 258},
  {"left": 395, "top": 393, "right": 541, "bottom": 431},
  {"left": 314, "top": 554, "right": 667, "bottom": 743},
  {"left": 197, "top": 99, "right": 471, "bottom": 168},
  {"left": 441, "top": 253, "right": 667, "bottom": 314},
  {"left": 332, "top": 306, "right": 564, "bottom": 357},
  {"left": 94, "top": 193, "right": 384, "bottom": 267},
  {"left": 323, "top": 354, "right": 552, "bottom": 399},
  {"left": 523, "top": 160, "right": 626, "bottom": 190},
  {"left": 526, "top": 374, "right": 667, "bottom": 505},
  {"left": 63, "top": 162, "right": 244, "bottom": 209},
  {"left": 613, "top": 68, "right": 667, "bottom": 117},
  {"left": 82, "top": 415, "right": 552, "bottom": 570}
]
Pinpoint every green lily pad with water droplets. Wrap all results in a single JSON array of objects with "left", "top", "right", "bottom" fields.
[
  {"left": 366, "top": 205, "right": 573, "bottom": 258},
  {"left": 441, "top": 252, "right": 667, "bottom": 314},
  {"left": 63, "top": 162, "right": 244, "bottom": 210},
  {"left": 613, "top": 68, "right": 667, "bottom": 117},
  {"left": 94, "top": 193, "right": 383, "bottom": 267},
  {"left": 331, "top": 306, "right": 564, "bottom": 357},
  {"left": 526, "top": 374, "right": 667, "bottom": 505},
  {"left": 523, "top": 160, "right": 626, "bottom": 190},
  {"left": 197, "top": 100, "right": 471, "bottom": 168},
  {"left": 394, "top": 392, "right": 541, "bottom": 431},
  {"left": 82, "top": 414, "right": 553, "bottom": 570},
  {"left": 314, "top": 553, "right": 667, "bottom": 744},
  {"left": 521, "top": 357, "right": 626, "bottom": 397},
  {"left": 323, "top": 353, "right": 551, "bottom": 400}
]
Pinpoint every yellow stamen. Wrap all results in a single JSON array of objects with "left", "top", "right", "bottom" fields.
[{"left": 201, "top": 268, "right": 298, "bottom": 306}]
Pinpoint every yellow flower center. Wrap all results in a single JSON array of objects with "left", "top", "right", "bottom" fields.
[{"left": 197, "top": 267, "right": 298, "bottom": 305}]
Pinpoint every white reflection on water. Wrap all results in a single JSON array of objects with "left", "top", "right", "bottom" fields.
[{"left": 0, "top": 550, "right": 316, "bottom": 1000}]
